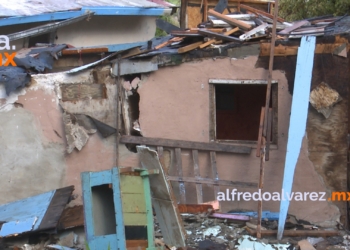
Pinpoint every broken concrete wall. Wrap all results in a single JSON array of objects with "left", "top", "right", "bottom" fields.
[
  {"left": 119, "top": 56, "right": 342, "bottom": 226},
  {"left": 0, "top": 66, "right": 119, "bottom": 206}
]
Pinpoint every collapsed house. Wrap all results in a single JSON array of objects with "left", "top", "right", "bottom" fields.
[{"left": 0, "top": 0, "right": 349, "bottom": 249}]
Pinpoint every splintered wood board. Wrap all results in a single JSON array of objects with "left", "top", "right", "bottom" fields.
[{"left": 137, "top": 146, "right": 186, "bottom": 247}]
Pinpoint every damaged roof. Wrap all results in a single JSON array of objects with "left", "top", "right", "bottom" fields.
[{"left": 0, "top": 0, "right": 173, "bottom": 26}]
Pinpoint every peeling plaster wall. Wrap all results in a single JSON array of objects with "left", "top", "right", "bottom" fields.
[
  {"left": 0, "top": 68, "right": 117, "bottom": 206},
  {"left": 119, "top": 56, "right": 342, "bottom": 226}
]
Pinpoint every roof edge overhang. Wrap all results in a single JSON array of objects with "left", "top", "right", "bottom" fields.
[{"left": 0, "top": 6, "right": 172, "bottom": 27}]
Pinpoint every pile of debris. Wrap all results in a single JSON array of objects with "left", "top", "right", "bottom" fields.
[
  {"left": 154, "top": 205, "right": 350, "bottom": 250},
  {"left": 152, "top": 5, "right": 346, "bottom": 54}
]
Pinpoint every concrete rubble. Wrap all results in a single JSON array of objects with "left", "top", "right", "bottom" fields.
[{"left": 151, "top": 210, "right": 349, "bottom": 250}]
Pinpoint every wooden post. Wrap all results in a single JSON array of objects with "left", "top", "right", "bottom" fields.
[
  {"left": 175, "top": 148, "right": 186, "bottom": 204},
  {"left": 257, "top": 0, "right": 279, "bottom": 239},
  {"left": 180, "top": 0, "right": 188, "bottom": 29},
  {"left": 210, "top": 152, "right": 220, "bottom": 198},
  {"left": 256, "top": 107, "right": 265, "bottom": 157},
  {"left": 265, "top": 108, "right": 273, "bottom": 161},
  {"left": 116, "top": 55, "right": 122, "bottom": 166},
  {"left": 203, "top": 0, "right": 208, "bottom": 22},
  {"left": 256, "top": 137, "right": 265, "bottom": 239},
  {"left": 192, "top": 150, "right": 203, "bottom": 203}
]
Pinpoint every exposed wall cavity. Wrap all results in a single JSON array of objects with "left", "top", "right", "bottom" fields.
[{"left": 122, "top": 74, "right": 145, "bottom": 153}]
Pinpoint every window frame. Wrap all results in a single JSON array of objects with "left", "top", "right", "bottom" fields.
[{"left": 209, "top": 79, "right": 278, "bottom": 148}]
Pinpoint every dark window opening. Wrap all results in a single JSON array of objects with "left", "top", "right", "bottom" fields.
[
  {"left": 215, "top": 84, "right": 274, "bottom": 141},
  {"left": 91, "top": 184, "right": 117, "bottom": 236},
  {"left": 28, "top": 33, "right": 50, "bottom": 48}
]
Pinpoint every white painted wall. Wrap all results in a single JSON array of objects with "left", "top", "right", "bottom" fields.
[{"left": 55, "top": 15, "right": 157, "bottom": 47}]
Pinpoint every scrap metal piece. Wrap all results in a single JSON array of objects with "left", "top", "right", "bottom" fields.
[
  {"left": 0, "top": 217, "right": 37, "bottom": 237},
  {"left": 88, "top": 115, "right": 116, "bottom": 138},
  {"left": 0, "top": 66, "right": 30, "bottom": 95},
  {"left": 14, "top": 44, "right": 67, "bottom": 72},
  {"left": 210, "top": 212, "right": 250, "bottom": 221},
  {"left": 5, "top": 12, "right": 94, "bottom": 41},
  {"left": 214, "top": 0, "right": 228, "bottom": 13},
  {"left": 0, "top": 186, "right": 74, "bottom": 237},
  {"left": 239, "top": 23, "right": 268, "bottom": 41}
]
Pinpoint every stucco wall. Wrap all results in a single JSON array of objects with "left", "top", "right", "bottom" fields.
[
  {"left": 133, "top": 56, "right": 340, "bottom": 226},
  {"left": 55, "top": 16, "right": 157, "bottom": 47},
  {"left": 0, "top": 15, "right": 157, "bottom": 53},
  {"left": 0, "top": 55, "right": 343, "bottom": 227}
]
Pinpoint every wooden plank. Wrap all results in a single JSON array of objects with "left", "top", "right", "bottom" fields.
[
  {"left": 208, "top": 9, "right": 252, "bottom": 30},
  {"left": 178, "top": 41, "right": 203, "bottom": 54},
  {"left": 155, "top": 37, "right": 184, "bottom": 50},
  {"left": 38, "top": 186, "right": 75, "bottom": 231},
  {"left": 278, "top": 20, "right": 310, "bottom": 35},
  {"left": 167, "top": 176, "right": 258, "bottom": 188},
  {"left": 62, "top": 47, "right": 108, "bottom": 55},
  {"left": 277, "top": 36, "right": 316, "bottom": 240},
  {"left": 60, "top": 84, "right": 107, "bottom": 102},
  {"left": 260, "top": 42, "right": 350, "bottom": 56},
  {"left": 257, "top": 0, "right": 279, "bottom": 239},
  {"left": 240, "top": 4, "right": 284, "bottom": 23},
  {"left": 126, "top": 240, "right": 148, "bottom": 249},
  {"left": 256, "top": 107, "right": 265, "bottom": 157},
  {"left": 120, "top": 135, "right": 252, "bottom": 154},
  {"left": 190, "top": 27, "right": 227, "bottom": 32},
  {"left": 210, "top": 152, "right": 220, "bottom": 198},
  {"left": 137, "top": 146, "right": 186, "bottom": 247},
  {"left": 123, "top": 213, "right": 147, "bottom": 226},
  {"left": 265, "top": 108, "right": 273, "bottom": 161},
  {"left": 198, "top": 29, "right": 241, "bottom": 42},
  {"left": 121, "top": 193, "right": 147, "bottom": 213},
  {"left": 175, "top": 148, "right": 186, "bottom": 204},
  {"left": 57, "top": 205, "right": 84, "bottom": 230},
  {"left": 120, "top": 175, "right": 144, "bottom": 194},
  {"left": 192, "top": 150, "right": 203, "bottom": 203},
  {"left": 177, "top": 204, "right": 213, "bottom": 213}
]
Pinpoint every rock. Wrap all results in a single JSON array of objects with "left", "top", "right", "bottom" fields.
[
  {"left": 203, "top": 226, "right": 221, "bottom": 237},
  {"left": 214, "top": 236, "right": 226, "bottom": 244},
  {"left": 57, "top": 232, "right": 77, "bottom": 248},
  {"left": 131, "top": 77, "right": 140, "bottom": 89},
  {"left": 299, "top": 240, "right": 316, "bottom": 250},
  {"left": 307, "top": 237, "right": 325, "bottom": 245},
  {"left": 198, "top": 240, "right": 226, "bottom": 250},
  {"left": 327, "top": 236, "right": 344, "bottom": 245}
]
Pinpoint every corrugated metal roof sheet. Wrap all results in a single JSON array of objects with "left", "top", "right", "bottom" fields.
[{"left": 0, "top": 0, "right": 170, "bottom": 17}]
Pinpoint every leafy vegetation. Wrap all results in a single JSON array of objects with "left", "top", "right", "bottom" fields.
[
  {"left": 155, "top": 0, "right": 181, "bottom": 37},
  {"left": 279, "top": 0, "right": 350, "bottom": 21}
]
